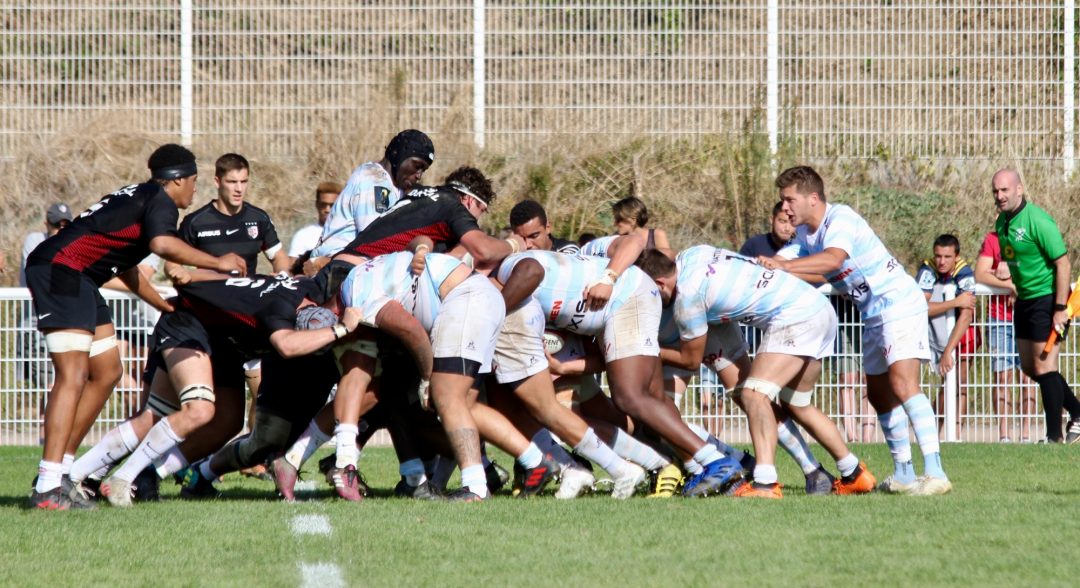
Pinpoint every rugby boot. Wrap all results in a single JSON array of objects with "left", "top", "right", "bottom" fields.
[
  {"left": 876, "top": 474, "right": 918, "bottom": 495},
  {"left": 327, "top": 465, "right": 365, "bottom": 502},
  {"left": 833, "top": 462, "right": 876, "bottom": 495},
  {"left": 734, "top": 481, "right": 783, "bottom": 499},
  {"left": 804, "top": 466, "right": 836, "bottom": 496},
  {"left": 1066, "top": 417, "right": 1080, "bottom": 445},
  {"left": 101, "top": 476, "right": 134, "bottom": 507},
  {"left": 519, "top": 454, "right": 559, "bottom": 497},
  {"left": 554, "top": 466, "right": 595, "bottom": 500},
  {"left": 485, "top": 460, "right": 510, "bottom": 494},
  {"left": 179, "top": 465, "right": 220, "bottom": 500},
  {"left": 447, "top": 488, "right": 487, "bottom": 502},
  {"left": 909, "top": 475, "right": 953, "bottom": 496},
  {"left": 647, "top": 463, "right": 684, "bottom": 498},
  {"left": 270, "top": 456, "right": 300, "bottom": 502},
  {"left": 28, "top": 487, "right": 70, "bottom": 511},
  {"left": 610, "top": 463, "right": 647, "bottom": 500},
  {"left": 62, "top": 475, "right": 98, "bottom": 509},
  {"left": 133, "top": 467, "right": 161, "bottom": 502},
  {"left": 394, "top": 477, "right": 443, "bottom": 500},
  {"left": 682, "top": 456, "right": 746, "bottom": 497}
]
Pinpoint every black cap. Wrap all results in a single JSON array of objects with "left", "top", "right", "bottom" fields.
[
  {"left": 46, "top": 203, "right": 73, "bottom": 226},
  {"left": 385, "top": 130, "right": 434, "bottom": 177},
  {"left": 148, "top": 144, "right": 198, "bottom": 180}
]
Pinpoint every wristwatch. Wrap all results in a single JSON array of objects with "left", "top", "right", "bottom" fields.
[{"left": 1054, "top": 303, "right": 1068, "bottom": 312}]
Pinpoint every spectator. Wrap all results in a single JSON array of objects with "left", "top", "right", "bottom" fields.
[
  {"left": 577, "top": 232, "right": 597, "bottom": 247},
  {"left": 611, "top": 195, "right": 671, "bottom": 252},
  {"left": 975, "top": 230, "right": 1036, "bottom": 443},
  {"left": 991, "top": 168, "right": 1080, "bottom": 443},
  {"left": 916, "top": 234, "right": 980, "bottom": 438},
  {"left": 288, "top": 181, "right": 341, "bottom": 272},
  {"left": 21, "top": 203, "right": 73, "bottom": 287},
  {"left": 739, "top": 201, "right": 795, "bottom": 258}
]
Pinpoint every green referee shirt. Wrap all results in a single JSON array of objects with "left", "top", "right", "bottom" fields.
[{"left": 995, "top": 200, "right": 1068, "bottom": 300}]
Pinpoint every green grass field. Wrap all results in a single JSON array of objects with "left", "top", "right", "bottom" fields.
[{"left": 1, "top": 443, "right": 1078, "bottom": 587}]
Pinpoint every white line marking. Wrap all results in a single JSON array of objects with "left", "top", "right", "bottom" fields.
[
  {"left": 290, "top": 514, "right": 332, "bottom": 536},
  {"left": 298, "top": 562, "right": 344, "bottom": 588}
]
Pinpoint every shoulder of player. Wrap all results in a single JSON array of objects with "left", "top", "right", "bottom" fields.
[
  {"left": 180, "top": 202, "right": 218, "bottom": 226},
  {"left": 240, "top": 202, "right": 276, "bottom": 223}
]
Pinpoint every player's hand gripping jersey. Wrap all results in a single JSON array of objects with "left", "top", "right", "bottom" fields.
[
  {"left": 777, "top": 203, "right": 926, "bottom": 326},
  {"left": 27, "top": 183, "right": 180, "bottom": 285},
  {"left": 495, "top": 250, "right": 647, "bottom": 336},
  {"left": 339, "top": 251, "right": 464, "bottom": 331},
  {"left": 311, "top": 162, "right": 399, "bottom": 258},
  {"left": 672, "top": 245, "right": 831, "bottom": 338}
]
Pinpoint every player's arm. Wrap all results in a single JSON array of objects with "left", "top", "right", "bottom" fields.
[
  {"left": 760, "top": 247, "right": 847, "bottom": 276},
  {"left": 458, "top": 229, "right": 523, "bottom": 268},
  {"left": 371, "top": 301, "right": 433, "bottom": 380},
  {"left": 499, "top": 258, "right": 544, "bottom": 310},
  {"left": 937, "top": 305, "right": 974, "bottom": 376},
  {"left": 269, "top": 305, "right": 362, "bottom": 358},
  {"left": 547, "top": 350, "right": 606, "bottom": 376},
  {"left": 151, "top": 235, "right": 247, "bottom": 277},
  {"left": 1052, "top": 253, "right": 1072, "bottom": 333},
  {"left": 408, "top": 235, "right": 436, "bottom": 275},
  {"left": 659, "top": 334, "right": 706, "bottom": 371},
  {"left": 269, "top": 247, "right": 291, "bottom": 274},
  {"left": 584, "top": 234, "right": 645, "bottom": 311},
  {"left": 926, "top": 291, "right": 974, "bottom": 318}
]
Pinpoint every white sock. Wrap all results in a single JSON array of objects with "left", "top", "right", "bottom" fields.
[
  {"left": 460, "top": 464, "right": 489, "bottom": 498},
  {"left": 692, "top": 442, "right": 723, "bottom": 467},
  {"left": 113, "top": 418, "right": 184, "bottom": 483},
  {"left": 753, "top": 464, "right": 778, "bottom": 485},
  {"left": 70, "top": 421, "right": 141, "bottom": 484},
  {"left": 688, "top": 422, "right": 746, "bottom": 463},
  {"left": 777, "top": 419, "right": 820, "bottom": 475},
  {"left": 683, "top": 459, "right": 703, "bottom": 475},
  {"left": 573, "top": 428, "right": 625, "bottom": 477},
  {"left": 836, "top": 453, "right": 859, "bottom": 478},
  {"left": 516, "top": 443, "right": 543, "bottom": 470},
  {"left": 334, "top": 423, "right": 360, "bottom": 468},
  {"left": 36, "top": 460, "right": 63, "bottom": 493},
  {"left": 284, "top": 420, "right": 333, "bottom": 470},
  {"left": 62, "top": 454, "right": 75, "bottom": 475},
  {"left": 612, "top": 429, "right": 670, "bottom": 470},
  {"left": 399, "top": 458, "right": 428, "bottom": 487},
  {"left": 153, "top": 446, "right": 189, "bottom": 479}
]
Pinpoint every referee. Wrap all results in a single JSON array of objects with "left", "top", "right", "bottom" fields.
[{"left": 993, "top": 168, "right": 1080, "bottom": 443}]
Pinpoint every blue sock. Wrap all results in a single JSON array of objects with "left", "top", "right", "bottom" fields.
[
  {"left": 878, "top": 405, "right": 916, "bottom": 484},
  {"left": 902, "top": 394, "right": 947, "bottom": 480}
]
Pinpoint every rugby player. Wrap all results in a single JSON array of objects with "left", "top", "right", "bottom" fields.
[
  {"left": 638, "top": 247, "right": 875, "bottom": 499},
  {"left": 761, "top": 166, "right": 951, "bottom": 496},
  {"left": 25, "top": 144, "right": 247, "bottom": 510}
]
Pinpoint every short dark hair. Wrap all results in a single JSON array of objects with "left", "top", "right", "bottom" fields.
[
  {"left": 215, "top": 153, "right": 249, "bottom": 178},
  {"left": 444, "top": 166, "right": 495, "bottom": 206},
  {"left": 775, "top": 166, "right": 826, "bottom": 202},
  {"left": 933, "top": 234, "right": 960, "bottom": 253},
  {"left": 771, "top": 201, "right": 785, "bottom": 217},
  {"left": 577, "top": 232, "right": 597, "bottom": 246},
  {"left": 509, "top": 199, "right": 547, "bottom": 228},
  {"left": 612, "top": 196, "right": 650, "bottom": 227},
  {"left": 635, "top": 248, "right": 677, "bottom": 280}
]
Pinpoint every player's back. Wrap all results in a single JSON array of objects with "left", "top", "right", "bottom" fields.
[{"left": 675, "top": 245, "right": 827, "bottom": 331}]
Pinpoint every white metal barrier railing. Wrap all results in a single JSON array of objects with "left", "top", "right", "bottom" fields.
[{"left": 2, "top": 285, "right": 1076, "bottom": 446}]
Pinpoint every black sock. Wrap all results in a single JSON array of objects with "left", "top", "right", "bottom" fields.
[
  {"left": 1034, "top": 372, "right": 1065, "bottom": 441},
  {"left": 1056, "top": 373, "right": 1080, "bottom": 420}
]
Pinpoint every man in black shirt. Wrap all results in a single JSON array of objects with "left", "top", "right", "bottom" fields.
[
  {"left": 509, "top": 199, "right": 580, "bottom": 254},
  {"left": 25, "top": 144, "right": 246, "bottom": 510}
]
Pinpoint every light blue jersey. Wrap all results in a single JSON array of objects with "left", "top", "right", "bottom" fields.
[
  {"left": 311, "top": 162, "right": 399, "bottom": 258},
  {"left": 777, "top": 203, "right": 926, "bottom": 326},
  {"left": 340, "top": 251, "right": 463, "bottom": 331},
  {"left": 580, "top": 235, "right": 617, "bottom": 258},
  {"left": 672, "top": 245, "right": 830, "bottom": 340},
  {"left": 496, "top": 250, "right": 645, "bottom": 336}
]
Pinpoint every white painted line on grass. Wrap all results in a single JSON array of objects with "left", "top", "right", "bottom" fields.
[
  {"left": 290, "top": 514, "right": 333, "bottom": 536},
  {"left": 298, "top": 562, "right": 344, "bottom": 588}
]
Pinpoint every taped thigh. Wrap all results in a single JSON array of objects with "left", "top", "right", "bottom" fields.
[
  {"left": 178, "top": 383, "right": 216, "bottom": 405},
  {"left": 88, "top": 334, "right": 117, "bottom": 358},
  {"left": 44, "top": 331, "right": 93, "bottom": 354}
]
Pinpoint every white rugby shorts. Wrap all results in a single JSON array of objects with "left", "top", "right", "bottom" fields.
[
  {"left": 598, "top": 279, "right": 661, "bottom": 362},
  {"left": 494, "top": 298, "right": 548, "bottom": 384},
  {"left": 431, "top": 274, "right": 504, "bottom": 372},
  {"left": 701, "top": 322, "right": 750, "bottom": 373},
  {"left": 862, "top": 314, "right": 931, "bottom": 376},
  {"left": 758, "top": 309, "right": 836, "bottom": 360}
]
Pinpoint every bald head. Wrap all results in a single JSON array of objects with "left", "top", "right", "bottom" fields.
[{"left": 991, "top": 168, "right": 1024, "bottom": 214}]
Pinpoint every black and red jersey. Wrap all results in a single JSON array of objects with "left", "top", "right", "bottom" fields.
[
  {"left": 174, "top": 274, "right": 312, "bottom": 357},
  {"left": 333, "top": 185, "right": 481, "bottom": 259},
  {"left": 27, "top": 183, "right": 179, "bottom": 286},
  {"left": 178, "top": 201, "right": 282, "bottom": 275}
]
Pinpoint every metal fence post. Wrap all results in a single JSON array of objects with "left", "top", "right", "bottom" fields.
[
  {"left": 473, "top": 0, "right": 486, "bottom": 150},
  {"left": 180, "top": 0, "right": 193, "bottom": 147},
  {"left": 767, "top": 0, "right": 779, "bottom": 157},
  {"left": 943, "top": 284, "right": 958, "bottom": 442}
]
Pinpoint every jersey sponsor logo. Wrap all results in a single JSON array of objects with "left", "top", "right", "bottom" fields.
[
  {"left": 246, "top": 225, "right": 259, "bottom": 239},
  {"left": 375, "top": 186, "right": 392, "bottom": 212},
  {"left": 566, "top": 299, "right": 590, "bottom": 331},
  {"left": 1011, "top": 227, "right": 1026, "bottom": 242},
  {"left": 958, "top": 276, "right": 976, "bottom": 291},
  {"left": 1003, "top": 245, "right": 1015, "bottom": 260},
  {"left": 37, "top": 313, "right": 52, "bottom": 320},
  {"left": 917, "top": 271, "right": 935, "bottom": 289},
  {"left": 549, "top": 300, "right": 563, "bottom": 322},
  {"left": 831, "top": 267, "right": 854, "bottom": 282},
  {"left": 225, "top": 229, "right": 240, "bottom": 235},
  {"left": 198, "top": 230, "right": 221, "bottom": 237}
]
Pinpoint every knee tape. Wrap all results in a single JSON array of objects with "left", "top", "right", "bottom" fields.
[
  {"left": 147, "top": 392, "right": 181, "bottom": 418},
  {"left": 739, "top": 377, "right": 783, "bottom": 401},
  {"left": 88, "top": 335, "right": 117, "bottom": 358},
  {"left": 44, "top": 331, "right": 93, "bottom": 354},
  {"left": 780, "top": 387, "right": 813, "bottom": 407},
  {"left": 179, "top": 384, "right": 215, "bottom": 405},
  {"left": 234, "top": 412, "right": 294, "bottom": 466}
]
